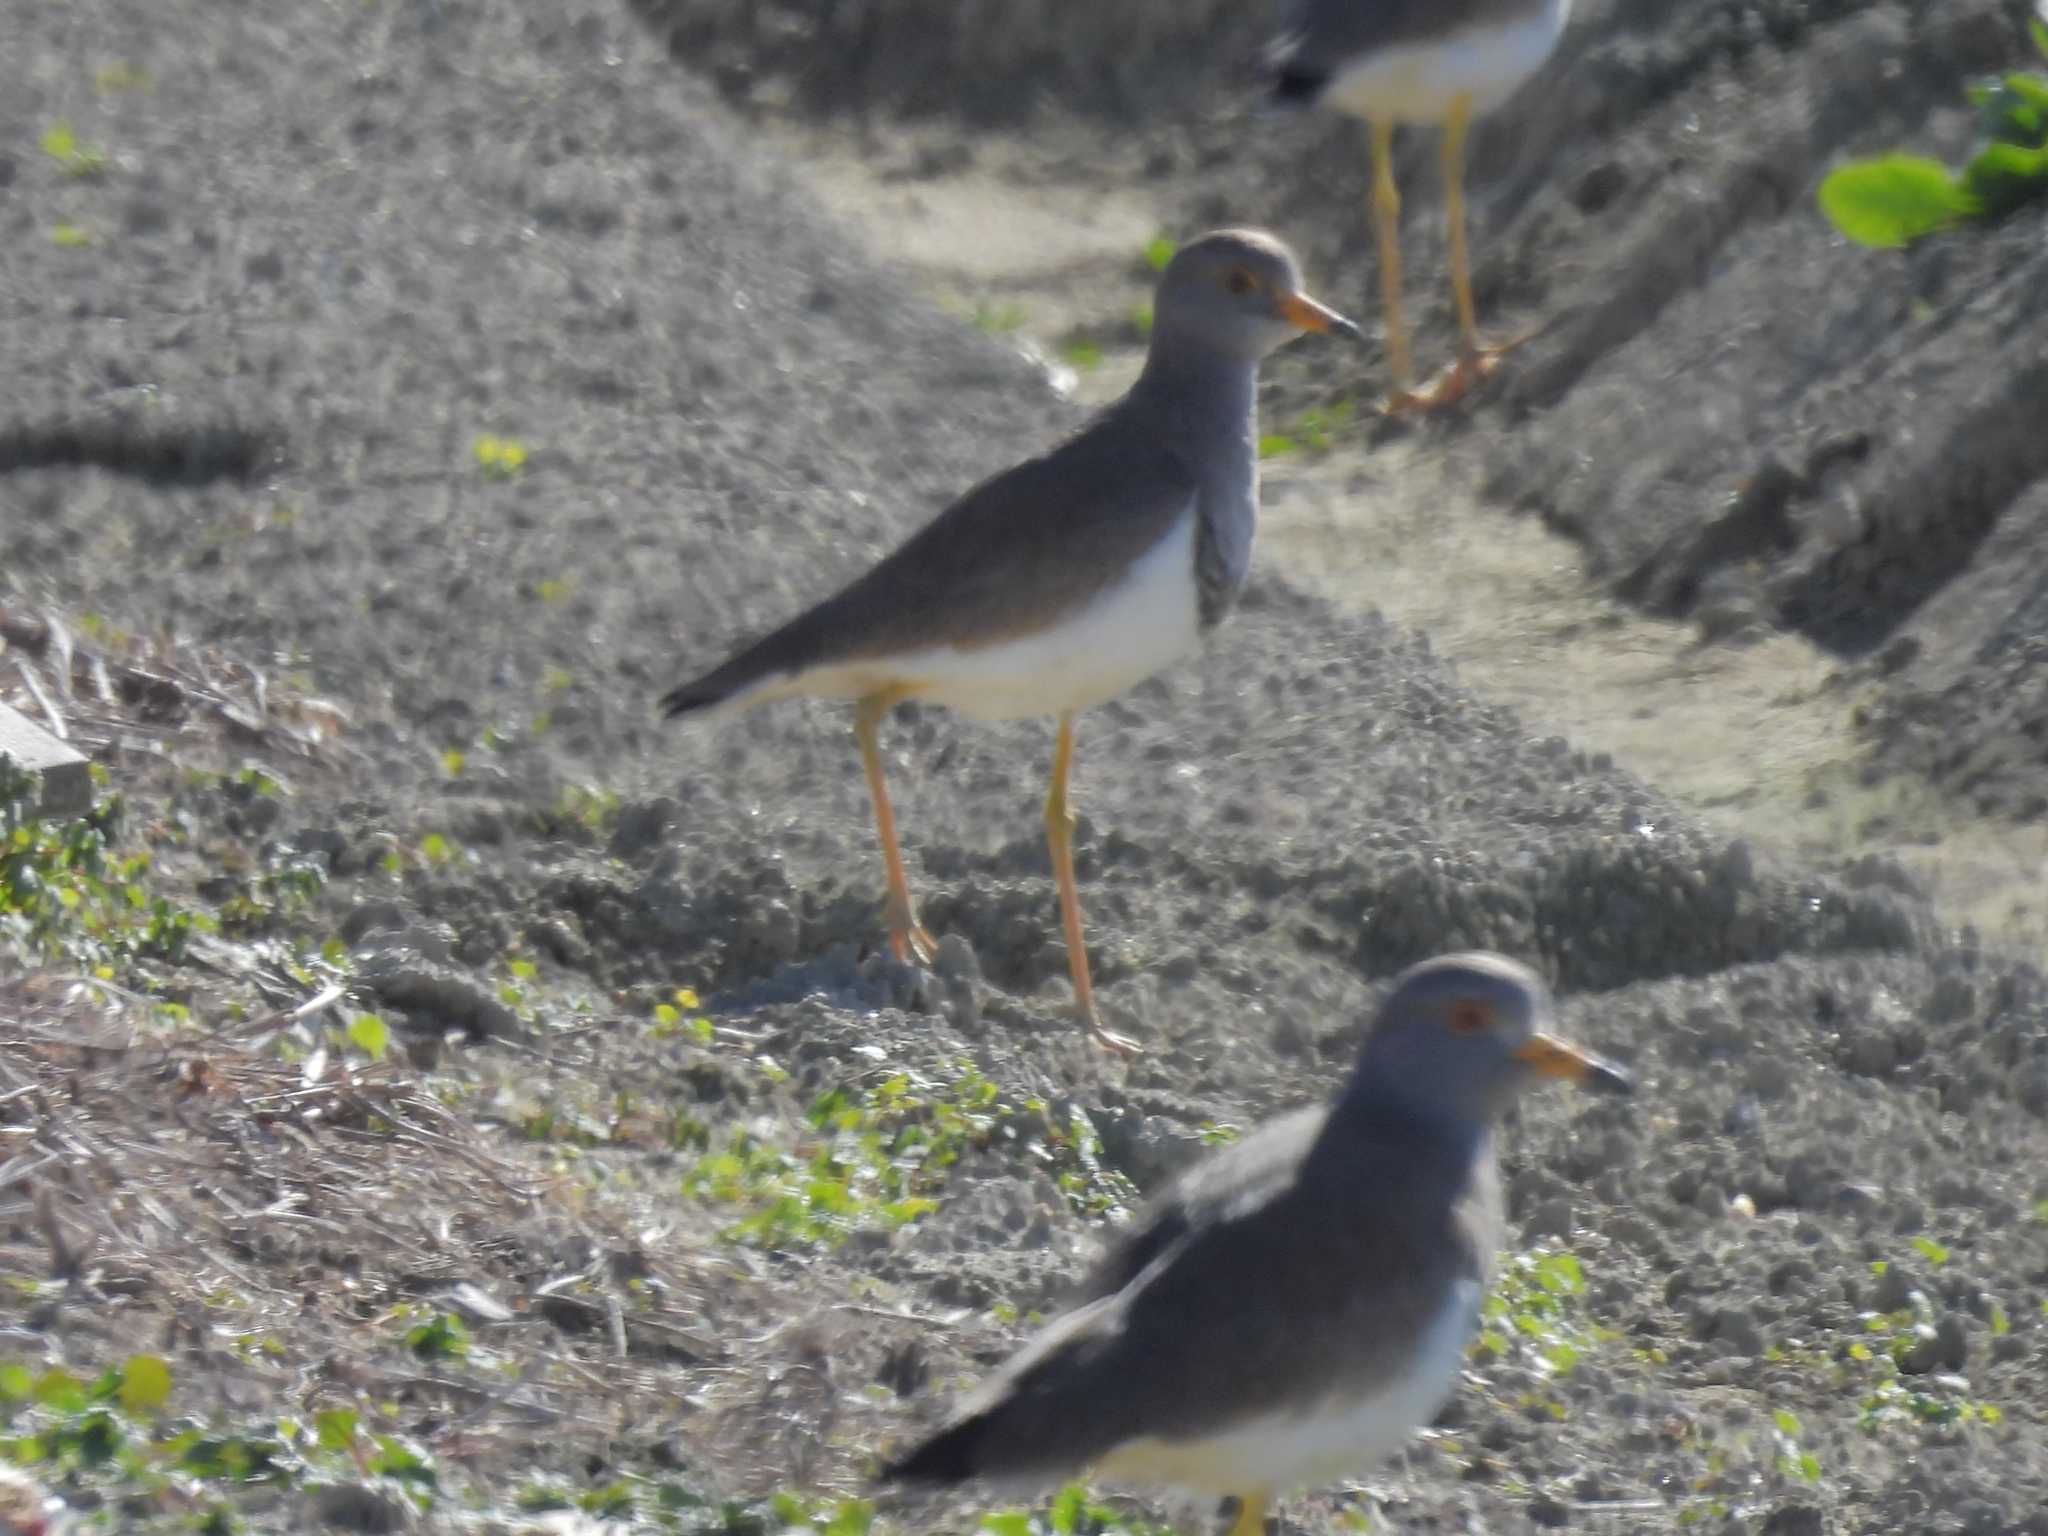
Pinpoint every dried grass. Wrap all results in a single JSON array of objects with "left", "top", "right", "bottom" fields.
[
  {"left": 0, "top": 603, "right": 347, "bottom": 768},
  {"left": 0, "top": 969, "right": 967, "bottom": 1520}
]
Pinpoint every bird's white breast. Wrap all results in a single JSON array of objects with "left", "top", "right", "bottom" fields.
[
  {"left": 1093, "top": 1278, "right": 1481, "bottom": 1498},
  {"left": 879, "top": 505, "right": 1203, "bottom": 722},
  {"left": 1320, "top": 0, "right": 1569, "bottom": 122}
]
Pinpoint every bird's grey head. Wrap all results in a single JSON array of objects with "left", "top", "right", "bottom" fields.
[
  {"left": 1147, "top": 229, "right": 1362, "bottom": 365},
  {"left": 1349, "top": 952, "right": 1631, "bottom": 1128}
]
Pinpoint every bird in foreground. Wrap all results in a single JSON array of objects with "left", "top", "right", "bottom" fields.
[
  {"left": 882, "top": 952, "right": 1630, "bottom": 1533},
  {"left": 659, "top": 230, "right": 1360, "bottom": 1054},
  {"left": 1271, "top": 0, "right": 1572, "bottom": 412}
]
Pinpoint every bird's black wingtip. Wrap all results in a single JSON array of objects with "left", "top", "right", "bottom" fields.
[
  {"left": 874, "top": 1421, "right": 980, "bottom": 1488},
  {"left": 656, "top": 681, "right": 718, "bottom": 720},
  {"left": 1270, "top": 66, "right": 1328, "bottom": 106}
]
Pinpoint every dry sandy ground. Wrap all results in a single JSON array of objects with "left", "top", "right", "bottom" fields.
[{"left": 4, "top": 1, "right": 2048, "bottom": 1534}]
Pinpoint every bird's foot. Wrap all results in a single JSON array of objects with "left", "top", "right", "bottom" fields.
[
  {"left": 1381, "top": 336, "right": 1524, "bottom": 415},
  {"left": 882, "top": 892, "right": 938, "bottom": 967},
  {"left": 1080, "top": 1006, "right": 1143, "bottom": 1057}
]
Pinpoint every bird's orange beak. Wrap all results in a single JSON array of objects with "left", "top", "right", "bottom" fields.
[
  {"left": 1276, "top": 289, "right": 1364, "bottom": 341},
  {"left": 1514, "top": 1034, "right": 1632, "bottom": 1093}
]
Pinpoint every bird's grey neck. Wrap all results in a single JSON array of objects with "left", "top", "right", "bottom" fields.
[
  {"left": 1131, "top": 346, "right": 1259, "bottom": 445},
  {"left": 1327, "top": 1075, "right": 1492, "bottom": 1184}
]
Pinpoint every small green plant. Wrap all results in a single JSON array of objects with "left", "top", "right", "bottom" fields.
[
  {"left": 401, "top": 1311, "right": 469, "bottom": 1362},
  {"left": 94, "top": 61, "right": 152, "bottom": 94},
  {"left": 2, "top": 762, "right": 202, "bottom": 972},
  {"left": 49, "top": 221, "right": 95, "bottom": 248},
  {"left": 40, "top": 121, "right": 107, "bottom": 177},
  {"left": 472, "top": 433, "right": 527, "bottom": 479},
  {"left": 1771, "top": 1409, "right": 1824, "bottom": 1484},
  {"left": 1142, "top": 234, "right": 1177, "bottom": 273},
  {"left": 1258, "top": 399, "right": 1358, "bottom": 459},
  {"left": 982, "top": 1483, "right": 1177, "bottom": 1536},
  {"left": 683, "top": 1063, "right": 1137, "bottom": 1250},
  {"left": 1058, "top": 338, "right": 1105, "bottom": 370},
  {"left": 1472, "top": 1247, "right": 1600, "bottom": 1379},
  {"left": 971, "top": 299, "right": 1028, "bottom": 334},
  {"left": 1818, "top": 20, "right": 2048, "bottom": 246}
]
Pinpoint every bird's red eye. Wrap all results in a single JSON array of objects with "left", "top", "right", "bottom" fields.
[
  {"left": 1447, "top": 1000, "right": 1491, "bottom": 1035},
  {"left": 1225, "top": 268, "right": 1257, "bottom": 295}
]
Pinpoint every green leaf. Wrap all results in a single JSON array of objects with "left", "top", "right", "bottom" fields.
[
  {"left": 1773, "top": 1409, "right": 1801, "bottom": 1438},
  {"left": 0, "top": 1365, "right": 33, "bottom": 1402},
  {"left": 1059, "top": 339, "right": 1104, "bottom": 370},
  {"left": 1911, "top": 1235, "right": 1951, "bottom": 1267},
  {"left": 1144, "top": 234, "right": 1177, "bottom": 272},
  {"left": 1817, "top": 155, "right": 1977, "bottom": 247},
  {"left": 1960, "top": 138, "right": 2048, "bottom": 217},
  {"left": 1257, "top": 434, "right": 1298, "bottom": 459},
  {"left": 33, "top": 1369, "right": 84, "bottom": 1413},
  {"left": 979, "top": 1514, "right": 1035, "bottom": 1536},
  {"left": 822, "top": 1499, "right": 875, "bottom": 1536},
  {"left": 315, "top": 1407, "right": 360, "bottom": 1453},
  {"left": 347, "top": 1014, "right": 389, "bottom": 1061},
  {"left": 2032, "top": 16, "right": 2048, "bottom": 62},
  {"left": 119, "top": 1354, "right": 172, "bottom": 1414},
  {"left": 1049, "top": 1485, "right": 1087, "bottom": 1536}
]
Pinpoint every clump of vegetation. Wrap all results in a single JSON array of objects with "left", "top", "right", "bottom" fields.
[
  {"left": 1471, "top": 1247, "right": 1604, "bottom": 1393},
  {"left": 1, "top": 759, "right": 197, "bottom": 973},
  {"left": 1818, "top": 18, "right": 2048, "bottom": 246},
  {"left": 0, "top": 1359, "right": 441, "bottom": 1527},
  {"left": 1259, "top": 397, "right": 1359, "bottom": 459},
  {"left": 683, "top": 1059, "right": 1138, "bottom": 1250},
  {"left": 981, "top": 1482, "right": 1177, "bottom": 1536},
  {"left": 39, "top": 121, "right": 107, "bottom": 178},
  {"left": 472, "top": 432, "right": 528, "bottom": 480}
]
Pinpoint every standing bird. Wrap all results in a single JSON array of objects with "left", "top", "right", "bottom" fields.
[
  {"left": 1271, "top": 0, "right": 1571, "bottom": 412},
  {"left": 882, "top": 952, "right": 1630, "bottom": 1533},
  {"left": 659, "top": 231, "right": 1360, "bottom": 1054}
]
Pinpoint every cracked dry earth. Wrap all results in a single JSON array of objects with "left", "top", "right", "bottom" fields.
[{"left": 5, "top": 0, "right": 2048, "bottom": 1534}]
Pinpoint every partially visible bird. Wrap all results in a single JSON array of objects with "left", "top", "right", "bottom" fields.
[
  {"left": 882, "top": 952, "right": 1630, "bottom": 1534},
  {"left": 1270, "top": 0, "right": 1572, "bottom": 411},
  {"left": 659, "top": 230, "right": 1359, "bottom": 1054}
]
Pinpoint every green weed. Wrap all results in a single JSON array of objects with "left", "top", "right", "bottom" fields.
[
  {"left": 473, "top": 433, "right": 527, "bottom": 480},
  {"left": 2, "top": 760, "right": 202, "bottom": 973},
  {"left": 40, "top": 121, "right": 107, "bottom": 178},
  {"left": 684, "top": 1063, "right": 1137, "bottom": 1250},
  {"left": 1819, "top": 21, "right": 2048, "bottom": 246},
  {"left": 1472, "top": 1247, "right": 1602, "bottom": 1381}
]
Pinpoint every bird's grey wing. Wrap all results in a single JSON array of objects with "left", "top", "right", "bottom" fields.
[
  {"left": 1070, "top": 1107, "right": 1328, "bottom": 1306},
  {"left": 922, "top": 1161, "right": 1484, "bottom": 1483},
  {"left": 660, "top": 411, "right": 1196, "bottom": 713}
]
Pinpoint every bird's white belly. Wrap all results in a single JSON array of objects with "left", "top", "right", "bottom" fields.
[
  {"left": 1320, "top": 1, "right": 1569, "bottom": 121},
  {"left": 885, "top": 510, "right": 1203, "bottom": 722},
  {"left": 1094, "top": 1280, "right": 1479, "bottom": 1498}
]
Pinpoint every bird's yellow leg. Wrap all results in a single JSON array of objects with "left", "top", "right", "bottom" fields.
[
  {"left": 1369, "top": 117, "right": 1420, "bottom": 412},
  {"left": 855, "top": 687, "right": 937, "bottom": 965},
  {"left": 1403, "top": 91, "right": 1528, "bottom": 412},
  {"left": 1222, "top": 1492, "right": 1270, "bottom": 1536},
  {"left": 1045, "top": 713, "right": 1140, "bottom": 1054}
]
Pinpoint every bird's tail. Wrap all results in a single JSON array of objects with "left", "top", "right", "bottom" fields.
[
  {"left": 657, "top": 616, "right": 826, "bottom": 720},
  {"left": 876, "top": 1413, "right": 989, "bottom": 1487}
]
